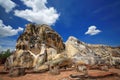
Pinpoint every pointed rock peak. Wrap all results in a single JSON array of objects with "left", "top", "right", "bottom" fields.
[
  {"left": 68, "top": 36, "right": 78, "bottom": 41},
  {"left": 66, "top": 36, "right": 85, "bottom": 45},
  {"left": 66, "top": 36, "right": 108, "bottom": 47}
]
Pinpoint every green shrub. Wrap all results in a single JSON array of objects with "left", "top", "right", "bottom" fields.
[{"left": 0, "top": 49, "right": 11, "bottom": 64}]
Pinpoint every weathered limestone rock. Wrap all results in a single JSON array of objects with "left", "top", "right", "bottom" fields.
[
  {"left": 4, "top": 23, "right": 120, "bottom": 77},
  {"left": 8, "top": 67, "right": 26, "bottom": 77},
  {"left": 100, "top": 65, "right": 109, "bottom": 71},
  {"left": 16, "top": 24, "right": 65, "bottom": 54},
  {"left": 46, "top": 47, "right": 57, "bottom": 61},
  {"left": 65, "top": 36, "right": 120, "bottom": 67},
  {"left": 4, "top": 55, "right": 14, "bottom": 70},
  {"left": 34, "top": 64, "right": 49, "bottom": 72},
  {"left": 49, "top": 64, "right": 60, "bottom": 75},
  {"left": 4, "top": 24, "right": 65, "bottom": 72}
]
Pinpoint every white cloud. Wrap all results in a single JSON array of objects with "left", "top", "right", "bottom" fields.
[
  {"left": 14, "top": 0, "right": 60, "bottom": 25},
  {"left": 85, "top": 26, "right": 101, "bottom": 35},
  {"left": 0, "top": 19, "right": 23, "bottom": 37},
  {"left": 0, "top": 0, "right": 16, "bottom": 13}
]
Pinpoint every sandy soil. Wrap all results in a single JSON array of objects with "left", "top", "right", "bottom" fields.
[{"left": 0, "top": 65, "right": 120, "bottom": 80}]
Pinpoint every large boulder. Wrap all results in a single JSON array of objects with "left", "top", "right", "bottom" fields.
[
  {"left": 16, "top": 24, "right": 65, "bottom": 53},
  {"left": 4, "top": 24, "right": 65, "bottom": 72}
]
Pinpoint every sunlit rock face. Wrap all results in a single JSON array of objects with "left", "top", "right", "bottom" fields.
[
  {"left": 16, "top": 24, "right": 65, "bottom": 54},
  {"left": 4, "top": 24, "right": 120, "bottom": 72},
  {"left": 65, "top": 36, "right": 120, "bottom": 65},
  {"left": 5, "top": 24, "right": 65, "bottom": 70}
]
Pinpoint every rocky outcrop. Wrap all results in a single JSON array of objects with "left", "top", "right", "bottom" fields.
[
  {"left": 4, "top": 24, "right": 65, "bottom": 73},
  {"left": 4, "top": 24, "right": 120, "bottom": 77},
  {"left": 16, "top": 24, "right": 65, "bottom": 53},
  {"left": 65, "top": 36, "right": 120, "bottom": 66}
]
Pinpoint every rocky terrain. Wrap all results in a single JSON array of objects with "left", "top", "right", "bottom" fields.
[
  {"left": 1, "top": 65, "right": 120, "bottom": 80},
  {"left": 1, "top": 23, "right": 120, "bottom": 79},
  {"left": 65, "top": 36, "right": 120, "bottom": 66}
]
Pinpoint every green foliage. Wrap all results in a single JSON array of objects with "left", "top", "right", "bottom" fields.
[
  {"left": 0, "top": 49, "right": 11, "bottom": 58},
  {"left": 0, "top": 49, "right": 11, "bottom": 64}
]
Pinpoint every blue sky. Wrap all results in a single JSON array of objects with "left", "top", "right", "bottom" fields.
[{"left": 0, "top": 0, "right": 120, "bottom": 51}]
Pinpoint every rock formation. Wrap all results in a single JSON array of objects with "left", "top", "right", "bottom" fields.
[
  {"left": 4, "top": 24, "right": 120, "bottom": 77},
  {"left": 65, "top": 36, "right": 120, "bottom": 66},
  {"left": 16, "top": 24, "right": 65, "bottom": 53},
  {"left": 4, "top": 24, "right": 65, "bottom": 74}
]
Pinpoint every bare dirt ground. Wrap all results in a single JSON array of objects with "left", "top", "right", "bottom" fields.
[{"left": 0, "top": 65, "right": 120, "bottom": 80}]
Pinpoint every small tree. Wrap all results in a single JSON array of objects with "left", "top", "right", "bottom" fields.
[{"left": 0, "top": 49, "right": 11, "bottom": 64}]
